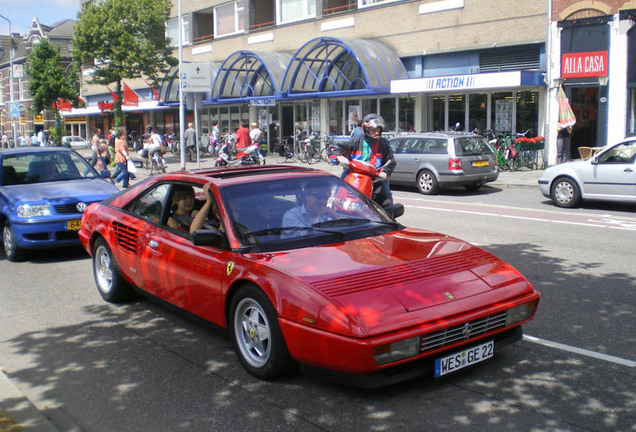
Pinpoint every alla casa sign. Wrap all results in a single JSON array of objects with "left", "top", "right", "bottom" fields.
[{"left": 562, "top": 51, "right": 608, "bottom": 79}]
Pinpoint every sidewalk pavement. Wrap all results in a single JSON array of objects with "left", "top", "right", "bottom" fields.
[
  {"left": 0, "top": 150, "right": 542, "bottom": 431},
  {"left": 77, "top": 148, "right": 543, "bottom": 191}
]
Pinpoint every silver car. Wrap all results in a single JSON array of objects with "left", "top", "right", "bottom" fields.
[
  {"left": 388, "top": 132, "right": 499, "bottom": 195},
  {"left": 538, "top": 137, "right": 636, "bottom": 207}
]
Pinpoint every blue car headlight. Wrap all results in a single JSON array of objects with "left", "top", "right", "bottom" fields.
[{"left": 17, "top": 204, "right": 51, "bottom": 218}]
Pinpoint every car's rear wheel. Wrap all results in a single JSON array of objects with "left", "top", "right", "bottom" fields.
[
  {"left": 93, "top": 238, "right": 133, "bottom": 302},
  {"left": 417, "top": 170, "right": 439, "bottom": 195},
  {"left": 551, "top": 177, "right": 580, "bottom": 208},
  {"left": 229, "top": 284, "right": 296, "bottom": 379},
  {"left": 3, "top": 223, "right": 25, "bottom": 262}
]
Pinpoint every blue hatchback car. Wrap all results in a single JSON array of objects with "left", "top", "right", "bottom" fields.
[{"left": 0, "top": 147, "right": 119, "bottom": 261}]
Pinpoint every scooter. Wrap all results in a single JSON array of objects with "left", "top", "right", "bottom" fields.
[
  {"left": 215, "top": 143, "right": 261, "bottom": 167},
  {"left": 334, "top": 156, "right": 404, "bottom": 219}
]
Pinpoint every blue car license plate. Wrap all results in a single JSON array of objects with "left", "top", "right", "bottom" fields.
[
  {"left": 66, "top": 219, "right": 81, "bottom": 231},
  {"left": 434, "top": 340, "right": 494, "bottom": 377}
]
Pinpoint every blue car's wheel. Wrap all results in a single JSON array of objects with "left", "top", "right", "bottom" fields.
[{"left": 3, "top": 223, "right": 25, "bottom": 262}]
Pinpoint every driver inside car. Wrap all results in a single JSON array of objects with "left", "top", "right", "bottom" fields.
[{"left": 281, "top": 179, "right": 337, "bottom": 234}]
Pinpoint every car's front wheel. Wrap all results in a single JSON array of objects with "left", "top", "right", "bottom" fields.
[
  {"left": 417, "top": 170, "right": 439, "bottom": 195},
  {"left": 2, "top": 223, "right": 25, "bottom": 262},
  {"left": 551, "top": 177, "right": 580, "bottom": 208},
  {"left": 93, "top": 238, "right": 133, "bottom": 302},
  {"left": 229, "top": 284, "right": 296, "bottom": 379}
]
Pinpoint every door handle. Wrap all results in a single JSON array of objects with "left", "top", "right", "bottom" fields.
[{"left": 624, "top": 168, "right": 633, "bottom": 173}]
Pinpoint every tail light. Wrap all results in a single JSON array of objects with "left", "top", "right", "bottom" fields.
[{"left": 448, "top": 158, "right": 462, "bottom": 170}]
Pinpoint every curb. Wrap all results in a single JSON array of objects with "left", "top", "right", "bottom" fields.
[{"left": 0, "top": 370, "right": 59, "bottom": 432}]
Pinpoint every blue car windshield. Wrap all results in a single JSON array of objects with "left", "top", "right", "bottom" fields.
[{"left": 1, "top": 152, "right": 100, "bottom": 185}]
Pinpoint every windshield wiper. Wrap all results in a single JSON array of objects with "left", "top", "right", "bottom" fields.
[
  {"left": 312, "top": 218, "right": 399, "bottom": 228},
  {"left": 250, "top": 226, "right": 346, "bottom": 238}
]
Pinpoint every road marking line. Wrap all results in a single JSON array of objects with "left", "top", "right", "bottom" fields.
[
  {"left": 404, "top": 205, "right": 636, "bottom": 231},
  {"left": 523, "top": 335, "right": 636, "bottom": 368}
]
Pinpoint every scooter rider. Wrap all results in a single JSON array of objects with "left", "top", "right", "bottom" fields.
[{"left": 337, "top": 113, "right": 396, "bottom": 208}]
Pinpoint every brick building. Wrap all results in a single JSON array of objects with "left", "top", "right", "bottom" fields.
[{"left": 0, "top": 18, "right": 74, "bottom": 143}]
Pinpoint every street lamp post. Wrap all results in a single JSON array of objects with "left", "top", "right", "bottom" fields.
[{"left": 0, "top": 14, "right": 15, "bottom": 147}]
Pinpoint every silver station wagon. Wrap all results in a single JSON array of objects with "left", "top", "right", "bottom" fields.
[{"left": 388, "top": 132, "right": 499, "bottom": 195}]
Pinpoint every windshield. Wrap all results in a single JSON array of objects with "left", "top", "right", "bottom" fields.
[
  {"left": 220, "top": 175, "right": 399, "bottom": 250},
  {"left": 1, "top": 151, "right": 100, "bottom": 185}
]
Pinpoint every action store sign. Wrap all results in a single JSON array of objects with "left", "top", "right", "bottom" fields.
[{"left": 562, "top": 51, "right": 608, "bottom": 78}]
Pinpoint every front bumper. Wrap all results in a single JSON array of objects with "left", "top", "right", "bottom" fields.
[
  {"left": 299, "top": 326, "right": 523, "bottom": 389},
  {"left": 10, "top": 218, "right": 83, "bottom": 250}
]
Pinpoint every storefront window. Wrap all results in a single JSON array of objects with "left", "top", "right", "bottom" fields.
[
  {"left": 361, "top": 99, "right": 376, "bottom": 119},
  {"left": 468, "top": 93, "right": 487, "bottom": 132},
  {"left": 515, "top": 91, "right": 538, "bottom": 136},
  {"left": 428, "top": 96, "right": 445, "bottom": 131},
  {"left": 398, "top": 96, "right": 415, "bottom": 132},
  {"left": 380, "top": 98, "right": 396, "bottom": 133},
  {"left": 328, "top": 100, "right": 343, "bottom": 135},
  {"left": 628, "top": 89, "right": 636, "bottom": 136},
  {"left": 345, "top": 100, "right": 361, "bottom": 134},
  {"left": 491, "top": 92, "right": 513, "bottom": 133},
  {"left": 294, "top": 102, "right": 308, "bottom": 135},
  {"left": 448, "top": 94, "right": 465, "bottom": 131}
]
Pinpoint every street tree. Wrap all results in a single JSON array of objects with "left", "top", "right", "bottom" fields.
[
  {"left": 72, "top": 0, "right": 177, "bottom": 126},
  {"left": 27, "top": 38, "right": 79, "bottom": 145}
]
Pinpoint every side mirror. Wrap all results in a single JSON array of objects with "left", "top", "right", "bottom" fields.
[
  {"left": 385, "top": 203, "right": 405, "bottom": 219},
  {"left": 192, "top": 228, "right": 228, "bottom": 249}
]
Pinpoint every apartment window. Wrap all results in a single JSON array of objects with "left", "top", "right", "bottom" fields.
[
  {"left": 359, "top": 0, "right": 403, "bottom": 8},
  {"left": 215, "top": 2, "right": 245, "bottom": 38},
  {"left": 193, "top": 9, "right": 214, "bottom": 43},
  {"left": 278, "top": 0, "right": 316, "bottom": 25},
  {"left": 323, "top": 0, "right": 357, "bottom": 15},
  {"left": 166, "top": 16, "right": 191, "bottom": 47}
]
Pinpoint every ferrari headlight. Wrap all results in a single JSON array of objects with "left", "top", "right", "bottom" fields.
[
  {"left": 17, "top": 204, "right": 51, "bottom": 218},
  {"left": 506, "top": 300, "right": 538, "bottom": 326},
  {"left": 374, "top": 337, "right": 420, "bottom": 365}
]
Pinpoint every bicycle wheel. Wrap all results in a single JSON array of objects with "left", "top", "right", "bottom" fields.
[
  {"left": 308, "top": 145, "right": 321, "bottom": 164},
  {"left": 297, "top": 148, "right": 309, "bottom": 164}
]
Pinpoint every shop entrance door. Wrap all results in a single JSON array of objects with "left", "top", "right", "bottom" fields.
[{"left": 568, "top": 86, "right": 607, "bottom": 158}]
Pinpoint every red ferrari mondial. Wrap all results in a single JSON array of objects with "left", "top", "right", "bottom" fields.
[{"left": 80, "top": 165, "right": 539, "bottom": 388}]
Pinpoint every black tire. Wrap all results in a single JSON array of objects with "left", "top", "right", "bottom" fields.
[
  {"left": 92, "top": 238, "right": 133, "bottom": 303},
  {"left": 416, "top": 170, "right": 439, "bottom": 195},
  {"left": 3, "top": 223, "right": 25, "bottom": 262},
  {"left": 229, "top": 284, "right": 296, "bottom": 379},
  {"left": 551, "top": 177, "right": 581, "bottom": 208}
]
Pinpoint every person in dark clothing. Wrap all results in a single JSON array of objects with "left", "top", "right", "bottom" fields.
[{"left": 337, "top": 113, "right": 396, "bottom": 208}]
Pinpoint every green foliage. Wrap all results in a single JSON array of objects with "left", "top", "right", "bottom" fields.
[
  {"left": 27, "top": 38, "right": 78, "bottom": 115},
  {"left": 72, "top": 0, "right": 177, "bottom": 126}
]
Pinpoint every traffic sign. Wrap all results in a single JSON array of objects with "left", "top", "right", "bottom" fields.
[
  {"left": 8, "top": 102, "right": 20, "bottom": 119},
  {"left": 180, "top": 63, "right": 212, "bottom": 93}
]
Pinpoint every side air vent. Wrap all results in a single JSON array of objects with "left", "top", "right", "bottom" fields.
[{"left": 113, "top": 222, "right": 139, "bottom": 254}]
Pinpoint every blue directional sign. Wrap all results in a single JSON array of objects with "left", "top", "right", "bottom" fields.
[{"left": 8, "top": 102, "right": 20, "bottom": 119}]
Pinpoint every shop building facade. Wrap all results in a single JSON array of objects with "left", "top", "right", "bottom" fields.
[
  {"left": 545, "top": 0, "right": 636, "bottom": 164},
  {"left": 71, "top": 0, "right": 635, "bottom": 165}
]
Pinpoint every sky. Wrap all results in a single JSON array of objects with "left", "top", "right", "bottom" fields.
[{"left": 0, "top": 0, "right": 81, "bottom": 35}]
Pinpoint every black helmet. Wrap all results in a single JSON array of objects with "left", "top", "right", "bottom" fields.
[{"left": 362, "top": 113, "right": 385, "bottom": 142}]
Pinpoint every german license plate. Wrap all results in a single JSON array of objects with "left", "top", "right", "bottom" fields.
[
  {"left": 66, "top": 219, "right": 81, "bottom": 230},
  {"left": 434, "top": 340, "right": 494, "bottom": 377},
  {"left": 472, "top": 160, "right": 489, "bottom": 167}
]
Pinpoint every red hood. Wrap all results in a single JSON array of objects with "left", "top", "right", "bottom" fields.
[{"left": 255, "top": 228, "right": 532, "bottom": 335}]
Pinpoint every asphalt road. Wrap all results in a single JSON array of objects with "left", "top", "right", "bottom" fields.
[{"left": 0, "top": 180, "right": 634, "bottom": 432}]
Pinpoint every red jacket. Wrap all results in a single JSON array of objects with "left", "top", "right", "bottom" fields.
[{"left": 236, "top": 126, "right": 250, "bottom": 149}]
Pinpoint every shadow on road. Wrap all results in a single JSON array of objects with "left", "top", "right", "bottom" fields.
[{"left": 2, "top": 241, "right": 634, "bottom": 431}]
